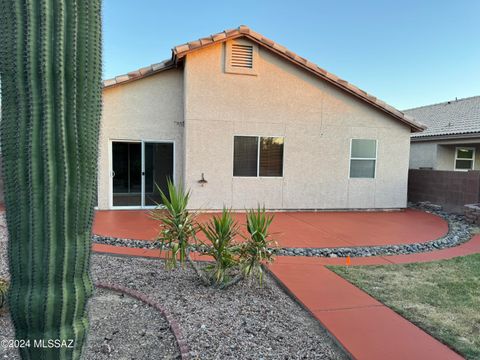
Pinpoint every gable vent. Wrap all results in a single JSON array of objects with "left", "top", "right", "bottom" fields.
[{"left": 230, "top": 44, "right": 254, "bottom": 68}]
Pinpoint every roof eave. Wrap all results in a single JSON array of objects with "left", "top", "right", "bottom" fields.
[{"left": 173, "top": 28, "right": 425, "bottom": 132}]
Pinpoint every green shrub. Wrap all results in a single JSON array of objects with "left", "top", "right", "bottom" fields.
[
  {"left": 199, "top": 208, "right": 241, "bottom": 287},
  {"left": 240, "top": 206, "right": 277, "bottom": 283},
  {"left": 151, "top": 180, "right": 198, "bottom": 270}
]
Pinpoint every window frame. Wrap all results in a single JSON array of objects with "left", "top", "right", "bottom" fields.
[
  {"left": 349, "top": 139, "right": 378, "bottom": 179},
  {"left": 232, "top": 135, "right": 285, "bottom": 178},
  {"left": 454, "top": 146, "right": 475, "bottom": 171}
]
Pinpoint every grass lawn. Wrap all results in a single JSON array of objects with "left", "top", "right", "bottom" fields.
[{"left": 329, "top": 254, "right": 480, "bottom": 360}]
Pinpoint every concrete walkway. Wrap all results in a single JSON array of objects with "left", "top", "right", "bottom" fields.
[
  {"left": 92, "top": 235, "right": 480, "bottom": 360},
  {"left": 93, "top": 209, "right": 448, "bottom": 248},
  {"left": 89, "top": 208, "right": 480, "bottom": 360}
]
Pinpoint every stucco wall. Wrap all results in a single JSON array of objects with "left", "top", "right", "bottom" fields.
[
  {"left": 98, "top": 69, "right": 184, "bottom": 209},
  {"left": 410, "top": 142, "right": 480, "bottom": 171},
  {"left": 183, "top": 40, "right": 412, "bottom": 210},
  {"left": 409, "top": 142, "right": 437, "bottom": 169},
  {"left": 436, "top": 144, "right": 480, "bottom": 170}
]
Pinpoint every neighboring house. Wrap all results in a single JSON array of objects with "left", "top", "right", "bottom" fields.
[
  {"left": 405, "top": 96, "right": 480, "bottom": 212},
  {"left": 98, "top": 25, "right": 424, "bottom": 211},
  {"left": 406, "top": 96, "right": 480, "bottom": 171}
]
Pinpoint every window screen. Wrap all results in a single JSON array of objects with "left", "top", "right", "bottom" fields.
[
  {"left": 233, "top": 136, "right": 258, "bottom": 176},
  {"left": 350, "top": 139, "right": 377, "bottom": 178}
]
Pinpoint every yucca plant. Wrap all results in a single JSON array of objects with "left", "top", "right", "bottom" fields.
[
  {"left": 152, "top": 180, "right": 197, "bottom": 269},
  {"left": 199, "top": 208, "right": 242, "bottom": 288},
  {"left": 240, "top": 206, "right": 277, "bottom": 283},
  {"left": 151, "top": 181, "right": 210, "bottom": 284},
  {"left": 0, "top": 1, "right": 102, "bottom": 359}
]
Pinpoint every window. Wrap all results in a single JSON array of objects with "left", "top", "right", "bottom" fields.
[
  {"left": 349, "top": 139, "right": 377, "bottom": 178},
  {"left": 455, "top": 147, "right": 475, "bottom": 171},
  {"left": 233, "top": 136, "right": 284, "bottom": 177}
]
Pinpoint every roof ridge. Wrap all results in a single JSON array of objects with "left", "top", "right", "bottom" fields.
[
  {"left": 105, "top": 25, "right": 426, "bottom": 132},
  {"left": 404, "top": 95, "right": 480, "bottom": 112}
]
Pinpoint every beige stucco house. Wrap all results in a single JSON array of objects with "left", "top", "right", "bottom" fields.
[
  {"left": 98, "top": 26, "right": 424, "bottom": 211},
  {"left": 406, "top": 96, "right": 480, "bottom": 171}
]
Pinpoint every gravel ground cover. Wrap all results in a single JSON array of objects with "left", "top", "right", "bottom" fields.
[
  {"left": 0, "top": 286, "right": 179, "bottom": 359},
  {"left": 0, "top": 217, "right": 346, "bottom": 359}
]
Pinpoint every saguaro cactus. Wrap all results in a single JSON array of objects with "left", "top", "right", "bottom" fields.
[{"left": 0, "top": 1, "right": 102, "bottom": 359}]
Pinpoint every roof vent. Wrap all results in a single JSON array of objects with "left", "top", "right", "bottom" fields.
[
  {"left": 230, "top": 44, "right": 254, "bottom": 68},
  {"left": 225, "top": 40, "right": 258, "bottom": 76}
]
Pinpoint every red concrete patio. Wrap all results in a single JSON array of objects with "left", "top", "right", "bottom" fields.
[{"left": 93, "top": 209, "right": 448, "bottom": 248}]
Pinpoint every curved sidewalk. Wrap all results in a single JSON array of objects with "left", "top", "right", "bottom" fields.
[
  {"left": 93, "top": 209, "right": 448, "bottom": 248},
  {"left": 267, "top": 235, "right": 480, "bottom": 360},
  {"left": 92, "top": 234, "right": 480, "bottom": 360}
]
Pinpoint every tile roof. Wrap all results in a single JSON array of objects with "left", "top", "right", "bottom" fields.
[
  {"left": 103, "top": 60, "right": 175, "bottom": 88},
  {"left": 104, "top": 25, "right": 425, "bottom": 132},
  {"left": 405, "top": 96, "right": 480, "bottom": 139}
]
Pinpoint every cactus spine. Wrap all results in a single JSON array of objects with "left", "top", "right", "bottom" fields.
[{"left": 0, "top": 1, "right": 102, "bottom": 359}]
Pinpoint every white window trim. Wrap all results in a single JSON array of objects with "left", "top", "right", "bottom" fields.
[
  {"left": 454, "top": 146, "right": 475, "bottom": 171},
  {"left": 349, "top": 139, "right": 378, "bottom": 179},
  {"left": 108, "top": 138, "right": 176, "bottom": 210},
  {"left": 232, "top": 135, "right": 285, "bottom": 178}
]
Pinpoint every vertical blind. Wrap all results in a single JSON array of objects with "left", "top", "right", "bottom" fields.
[
  {"left": 233, "top": 136, "right": 258, "bottom": 176},
  {"left": 259, "top": 137, "right": 284, "bottom": 176}
]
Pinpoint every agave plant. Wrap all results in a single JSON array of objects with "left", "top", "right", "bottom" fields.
[
  {"left": 151, "top": 180, "right": 197, "bottom": 269},
  {"left": 199, "top": 208, "right": 242, "bottom": 287},
  {"left": 240, "top": 206, "right": 277, "bottom": 283}
]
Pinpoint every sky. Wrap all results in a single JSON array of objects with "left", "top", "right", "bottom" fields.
[{"left": 103, "top": 0, "right": 480, "bottom": 110}]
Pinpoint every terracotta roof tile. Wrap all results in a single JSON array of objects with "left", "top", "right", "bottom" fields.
[
  {"left": 211, "top": 32, "right": 226, "bottom": 42},
  {"left": 199, "top": 37, "right": 213, "bottom": 46},
  {"left": 139, "top": 66, "right": 152, "bottom": 75},
  {"left": 238, "top": 25, "right": 250, "bottom": 34},
  {"left": 188, "top": 40, "right": 202, "bottom": 49},
  {"left": 103, "top": 79, "right": 117, "bottom": 87},
  {"left": 103, "top": 25, "right": 425, "bottom": 132},
  {"left": 115, "top": 75, "right": 130, "bottom": 83}
]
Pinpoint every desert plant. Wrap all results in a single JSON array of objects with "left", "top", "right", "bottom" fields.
[
  {"left": 199, "top": 208, "right": 242, "bottom": 288},
  {"left": 152, "top": 180, "right": 198, "bottom": 269},
  {"left": 0, "top": 1, "right": 102, "bottom": 358},
  {"left": 240, "top": 206, "right": 277, "bottom": 283},
  {"left": 0, "top": 278, "right": 8, "bottom": 311},
  {"left": 152, "top": 181, "right": 210, "bottom": 285}
]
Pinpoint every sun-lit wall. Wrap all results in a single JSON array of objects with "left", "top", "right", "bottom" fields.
[{"left": 182, "top": 39, "right": 412, "bottom": 209}]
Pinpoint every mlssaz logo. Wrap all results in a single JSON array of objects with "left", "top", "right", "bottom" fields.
[{"left": 33, "top": 339, "right": 75, "bottom": 349}]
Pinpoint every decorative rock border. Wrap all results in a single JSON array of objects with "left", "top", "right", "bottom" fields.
[
  {"left": 92, "top": 205, "right": 475, "bottom": 258},
  {"left": 464, "top": 203, "right": 480, "bottom": 225},
  {"left": 95, "top": 282, "right": 190, "bottom": 360}
]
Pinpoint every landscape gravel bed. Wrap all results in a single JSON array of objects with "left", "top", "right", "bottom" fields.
[
  {"left": 0, "top": 234, "right": 347, "bottom": 359},
  {"left": 0, "top": 286, "right": 180, "bottom": 359},
  {"left": 93, "top": 205, "right": 476, "bottom": 258}
]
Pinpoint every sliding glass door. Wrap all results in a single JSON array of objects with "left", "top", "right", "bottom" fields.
[
  {"left": 111, "top": 141, "right": 174, "bottom": 208},
  {"left": 144, "top": 142, "right": 174, "bottom": 206}
]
